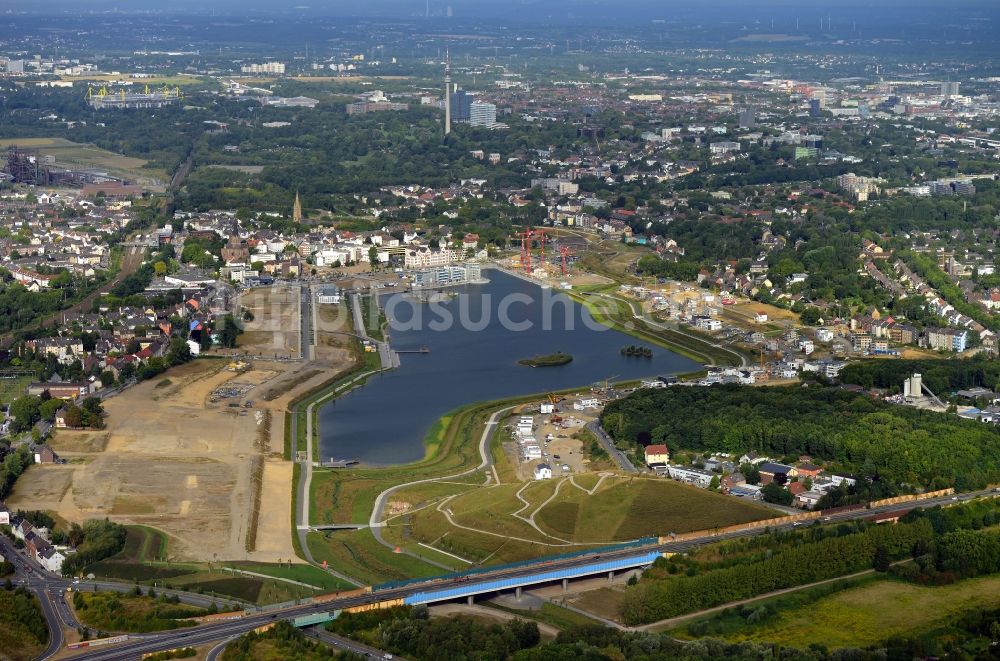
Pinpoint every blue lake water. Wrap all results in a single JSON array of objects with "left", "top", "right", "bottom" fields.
[{"left": 318, "top": 269, "right": 700, "bottom": 465}]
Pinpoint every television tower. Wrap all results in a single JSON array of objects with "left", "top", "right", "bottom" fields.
[{"left": 444, "top": 49, "right": 452, "bottom": 136}]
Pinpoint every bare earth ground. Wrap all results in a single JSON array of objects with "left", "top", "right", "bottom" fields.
[
  {"left": 237, "top": 286, "right": 301, "bottom": 359},
  {"left": 10, "top": 345, "right": 354, "bottom": 563}
]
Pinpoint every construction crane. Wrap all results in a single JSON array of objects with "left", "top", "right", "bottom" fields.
[
  {"left": 520, "top": 226, "right": 532, "bottom": 273},
  {"left": 593, "top": 374, "right": 620, "bottom": 393},
  {"left": 546, "top": 393, "right": 563, "bottom": 405},
  {"left": 559, "top": 245, "right": 574, "bottom": 276}
]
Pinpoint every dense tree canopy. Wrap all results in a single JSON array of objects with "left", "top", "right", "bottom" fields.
[{"left": 601, "top": 384, "right": 1000, "bottom": 493}]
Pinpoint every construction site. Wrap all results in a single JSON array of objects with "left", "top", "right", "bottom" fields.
[{"left": 506, "top": 227, "right": 612, "bottom": 288}]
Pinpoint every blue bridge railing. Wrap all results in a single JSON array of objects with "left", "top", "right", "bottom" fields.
[{"left": 374, "top": 537, "right": 657, "bottom": 592}]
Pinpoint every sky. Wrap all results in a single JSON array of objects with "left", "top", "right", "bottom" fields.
[
  {"left": 2, "top": 0, "right": 996, "bottom": 33},
  {"left": 7, "top": 0, "right": 998, "bottom": 14}
]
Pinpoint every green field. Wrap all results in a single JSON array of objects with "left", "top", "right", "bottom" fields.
[
  {"left": 692, "top": 574, "right": 1000, "bottom": 649},
  {"left": 381, "top": 476, "right": 775, "bottom": 568},
  {"left": 83, "top": 525, "right": 342, "bottom": 604},
  {"left": 486, "top": 602, "right": 602, "bottom": 632},
  {"left": 306, "top": 528, "right": 442, "bottom": 586},
  {"left": 224, "top": 562, "right": 354, "bottom": 591},
  {"left": 0, "top": 374, "right": 34, "bottom": 407}
]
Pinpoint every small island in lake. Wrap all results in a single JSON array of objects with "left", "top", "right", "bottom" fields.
[
  {"left": 621, "top": 344, "right": 653, "bottom": 358},
  {"left": 518, "top": 352, "right": 574, "bottom": 368}
]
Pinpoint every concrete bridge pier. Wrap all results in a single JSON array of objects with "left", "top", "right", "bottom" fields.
[
  {"left": 561, "top": 578, "right": 569, "bottom": 591},
  {"left": 467, "top": 595, "right": 474, "bottom": 606},
  {"left": 607, "top": 570, "right": 614, "bottom": 583},
  {"left": 515, "top": 586, "right": 522, "bottom": 599}
]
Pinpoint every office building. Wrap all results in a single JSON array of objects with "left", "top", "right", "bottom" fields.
[
  {"left": 469, "top": 101, "right": 497, "bottom": 127},
  {"left": 450, "top": 89, "right": 472, "bottom": 122},
  {"left": 809, "top": 99, "right": 822, "bottom": 117},
  {"left": 738, "top": 108, "right": 756, "bottom": 129},
  {"left": 941, "top": 81, "right": 960, "bottom": 97}
]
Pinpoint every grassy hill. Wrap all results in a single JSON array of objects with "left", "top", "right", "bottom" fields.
[{"left": 385, "top": 476, "right": 775, "bottom": 570}]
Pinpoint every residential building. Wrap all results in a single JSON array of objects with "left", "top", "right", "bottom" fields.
[
  {"left": 644, "top": 444, "right": 670, "bottom": 467},
  {"left": 469, "top": 101, "right": 497, "bottom": 127},
  {"left": 241, "top": 62, "right": 285, "bottom": 75},
  {"left": 926, "top": 327, "right": 968, "bottom": 352},
  {"left": 534, "top": 463, "right": 552, "bottom": 480},
  {"left": 33, "top": 445, "right": 57, "bottom": 464},
  {"left": 404, "top": 246, "right": 456, "bottom": 269},
  {"left": 758, "top": 462, "right": 798, "bottom": 481},
  {"left": 836, "top": 173, "right": 882, "bottom": 201}
]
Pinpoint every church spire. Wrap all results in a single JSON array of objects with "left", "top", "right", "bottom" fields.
[{"left": 292, "top": 191, "right": 302, "bottom": 222}]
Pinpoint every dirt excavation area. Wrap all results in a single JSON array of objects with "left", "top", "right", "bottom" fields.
[
  {"left": 8, "top": 358, "right": 337, "bottom": 563},
  {"left": 237, "top": 285, "right": 302, "bottom": 359}
]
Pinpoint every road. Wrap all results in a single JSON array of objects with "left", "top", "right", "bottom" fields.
[
  {"left": 351, "top": 292, "right": 397, "bottom": 370},
  {"left": 60, "top": 488, "right": 992, "bottom": 660},
  {"left": 300, "top": 283, "right": 311, "bottom": 361},
  {"left": 303, "top": 625, "right": 403, "bottom": 660},
  {"left": 585, "top": 420, "right": 637, "bottom": 473},
  {"left": 0, "top": 531, "right": 254, "bottom": 661},
  {"left": 366, "top": 405, "right": 511, "bottom": 568}
]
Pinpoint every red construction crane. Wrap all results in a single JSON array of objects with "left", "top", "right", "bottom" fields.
[
  {"left": 520, "top": 226, "right": 532, "bottom": 273},
  {"left": 559, "top": 245, "right": 573, "bottom": 275}
]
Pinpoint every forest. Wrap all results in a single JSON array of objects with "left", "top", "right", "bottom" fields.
[
  {"left": 600, "top": 384, "right": 1000, "bottom": 493},
  {"left": 838, "top": 358, "right": 1000, "bottom": 395}
]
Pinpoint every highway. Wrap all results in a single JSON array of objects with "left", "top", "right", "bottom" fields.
[
  {"left": 63, "top": 488, "right": 995, "bottom": 660},
  {"left": 0, "top": 532, "right": 254, "bottom": 661}
]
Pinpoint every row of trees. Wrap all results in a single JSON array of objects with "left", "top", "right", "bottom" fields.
[
  {"left": 622, "top": 520, "right": 934, "bottom": 625},
  {"left": 7, "top": 395, "right": 105, "bottom": 433},
  {"left": 60, "top": 519, "right": 127, "bottom": 576},
  {"left": 0, "top": 446, "right": 31, "bottom": 500}
]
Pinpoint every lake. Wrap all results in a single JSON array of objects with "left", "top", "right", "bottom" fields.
[{"left": 317, "top": 269, "right": 701, "bottom": 465}]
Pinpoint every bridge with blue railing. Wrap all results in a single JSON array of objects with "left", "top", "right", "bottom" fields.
[
  {"left": 402, "top": 551, "right": 663, "bottom": 606},
  {"left": 375, "top": 537, "right": 658, "bottom": 592}
]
